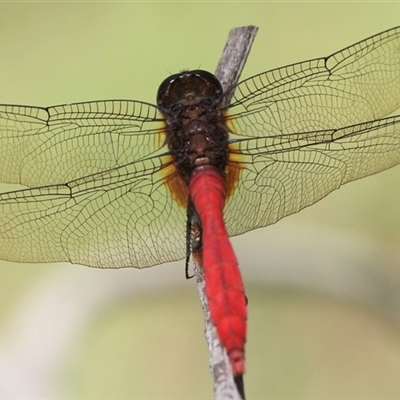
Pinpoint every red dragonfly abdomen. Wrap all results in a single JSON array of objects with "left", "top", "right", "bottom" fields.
[{"left": 189, "top": 166, "right": 247, "bottom": 376}]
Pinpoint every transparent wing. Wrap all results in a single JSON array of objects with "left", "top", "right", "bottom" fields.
[
  {"left": 0, "top": 155, "right": 187, "bottom": 268},
  {"left": 0, "top": 99, "right": 189, "bottom": 267},
  {"left": 227, "top": 26, "right": 400, "bottom": 136},
  {"left": 223, "top": 26, "right": 400, "bottom": 236},
  {"left": 224, "top": 116, "right": 400, "bottom": 236},
  {"left": 0, "top": 100, "right": 164, "bottom": 186}
]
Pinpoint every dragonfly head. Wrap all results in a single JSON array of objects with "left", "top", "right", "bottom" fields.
[{"left": 157, "top": 70, "right": 223, "bottom": 113}]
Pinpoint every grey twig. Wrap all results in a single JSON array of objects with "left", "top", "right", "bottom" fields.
[
  {"left": 215, "top": 25, "right": 259, "bottom": 105},
  {"left": 193, "top": 25, "right": 258, "bottom": 400}
]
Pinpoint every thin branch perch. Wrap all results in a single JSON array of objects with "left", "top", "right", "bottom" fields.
[{"left": 193, "top": 25, "right": 258, "bottom": 400}]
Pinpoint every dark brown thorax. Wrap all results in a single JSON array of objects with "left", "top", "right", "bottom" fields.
[{"left": 157, "top": 70, "right": 230, "bottom": 184}]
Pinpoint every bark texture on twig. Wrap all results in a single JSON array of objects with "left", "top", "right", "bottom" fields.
[
  {"left": 193, "top": 25, "right": 258, "bottom": 400},
  {"left": 215, "top": 26, "right": 259, "bottom": 105}
]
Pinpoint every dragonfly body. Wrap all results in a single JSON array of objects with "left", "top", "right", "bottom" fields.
[
  {"left": 157, "top": 70, "right": 247, "bottom": 375},
  {"left": 1, "top": 26, "right": 400, "bottom": 378}
]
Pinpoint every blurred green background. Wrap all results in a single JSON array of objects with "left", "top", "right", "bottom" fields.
[{"left": 1, "top": 2, "right": 400, "bottom": 398}]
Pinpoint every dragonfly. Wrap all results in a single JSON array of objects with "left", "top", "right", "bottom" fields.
[{"left": 1, "top": 26, "right": 400, "bottom": 378}]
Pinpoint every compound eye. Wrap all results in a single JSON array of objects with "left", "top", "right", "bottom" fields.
[
  {"left": 191, "top": 70, "right": 223, "bottom": 96},
  {"left": 156, "top": 73, "right": 180, "bottom": 106}
]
